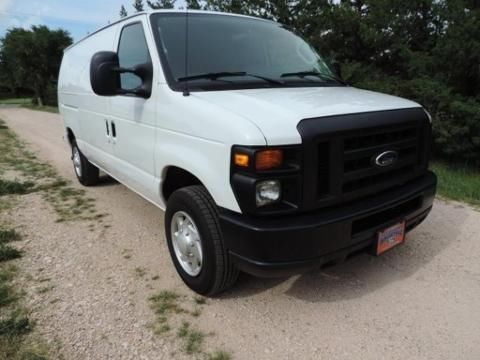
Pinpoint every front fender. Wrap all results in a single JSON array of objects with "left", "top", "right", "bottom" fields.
[{"left": 156, "top": 130, "right": 241, "bottom": 213}]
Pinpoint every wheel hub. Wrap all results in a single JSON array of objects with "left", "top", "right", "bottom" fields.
[
  {"left": 73, "top": 147, "right": 82, "bottom": 177},
  {"left": 171, "top": 211, "right": 203, "bottom": 277}
]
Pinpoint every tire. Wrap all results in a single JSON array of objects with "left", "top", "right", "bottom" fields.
[
  {"left": 71, "top": 140, "right": 99, "bottom": 186},
  {"left": 165, "top": 185, "right": 239, "bottom": 296}
]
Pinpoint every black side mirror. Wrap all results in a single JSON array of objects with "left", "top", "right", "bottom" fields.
[
  {"left": 90, "top": 51, "right": 121, "bottom": 96},
  {"left": 119, "top": 62, "right": 153, "bottom": 98},
  {"left": 90, "top": 51, "right": 153, "bottom": 98}
]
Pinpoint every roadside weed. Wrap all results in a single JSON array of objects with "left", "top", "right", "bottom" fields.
[
  {"left": 0, "top": 245, "right": 22, "bottom": 262},
  {"left": 134, "top": 267, "right": 146, "bottom": 278},
  {"left": 149, "top": 290, "right": 231, "bottom": 358},
  {"left": 0, "top": 228, "right": 20, "bottom": 244},
  {"left": 0, "top": 119, "right": 104, "bottom": 223},
  {"left": 208, "top": 351, "right": 232, "bottom": 360},
  {"left": 0, "top": 179, "right": 35, "bottom": 196}
]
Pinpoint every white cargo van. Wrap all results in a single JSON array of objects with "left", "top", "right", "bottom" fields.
[{"left": 58, "top": 10, "right": 437, "bottom": 295}]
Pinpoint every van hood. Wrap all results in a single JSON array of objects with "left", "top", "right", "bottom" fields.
[{"left": 193, "top": 86, "right": 422, "bottom": 145}]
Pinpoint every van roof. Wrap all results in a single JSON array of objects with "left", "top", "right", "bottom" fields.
[{"left": 65, "top": 10, "right": 272, "bottom": 52}]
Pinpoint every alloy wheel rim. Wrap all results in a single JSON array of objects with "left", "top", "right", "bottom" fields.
[
  {"left": 73, "top": 147, "right": 82, "bottom": 177},
  {"left": 171, "top": 211, "right": 203, "bottom": 277}
]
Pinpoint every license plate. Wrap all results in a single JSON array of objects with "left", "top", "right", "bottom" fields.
[{"left": 376, "top": 221, "right": 406, "bottom": 255}]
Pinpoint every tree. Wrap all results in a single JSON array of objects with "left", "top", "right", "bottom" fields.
[
  {"left": 133, "top": 0, "right": 145, "bottom": 12},
  {"left": 120, "top": 5, "right": 129, "bottom": 17},
  {"left": 185, "top": 0, "right": 202, "bottom": 9},
  {"left": 0, "top": 26, "right": 72, "bottom": 106},
  {"left": 147, "top": 0, "right": 176, "bottom": 9}
]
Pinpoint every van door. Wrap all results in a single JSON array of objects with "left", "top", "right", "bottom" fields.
[
  {"left": 67, "top": 25, "right": 118, "bottom": 174},
  {"left": 108, "top": 20, "right": 158, "bottom": 200}
]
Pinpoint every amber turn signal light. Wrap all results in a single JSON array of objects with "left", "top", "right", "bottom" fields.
[
  {"left": 234, "top": 153, "right": 250, "bottom": 167},
  {"left": 255, "top": 150, "right": 283, "bottom": 170}
]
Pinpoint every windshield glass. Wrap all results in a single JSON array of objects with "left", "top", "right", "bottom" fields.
[{"left": 150, "top": 13, "right": 343, "bottom": 91}]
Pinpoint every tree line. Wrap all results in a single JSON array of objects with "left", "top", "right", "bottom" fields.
[
  {"left": 121, "top": 0, "right": 480, "bottom": 165},
  {"left": 0, "top": 1, "right": 477, "bottom": 165},
  {"left": 0, "top": 26, "right": 72, "bottom": 106}
]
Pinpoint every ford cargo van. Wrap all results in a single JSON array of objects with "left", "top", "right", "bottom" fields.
[{"left": 58, "top": 10, "right": 437, "bottom": 295}]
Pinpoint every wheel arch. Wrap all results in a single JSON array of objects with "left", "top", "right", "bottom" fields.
[
  {"left": 66, "top": 127, "right": 75, "bottom": 147},
  {"left": 161, "top": 166, "right": 204, "bottom": 203}
]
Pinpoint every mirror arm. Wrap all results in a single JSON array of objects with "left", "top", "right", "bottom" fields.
[
  {"left": 111, "top": 64, "right": 152, "bottom": 98},
  {"left": 113, "top": 67, "right": 136, "bottom": 75}
]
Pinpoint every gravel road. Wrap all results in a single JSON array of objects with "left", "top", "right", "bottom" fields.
[{"left": 1, "top": 107, "right": 479, "bottom": 360}]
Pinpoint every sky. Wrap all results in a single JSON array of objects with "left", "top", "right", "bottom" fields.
[{"left": 0, "top": 0, "right": 186, "bottom": 42}]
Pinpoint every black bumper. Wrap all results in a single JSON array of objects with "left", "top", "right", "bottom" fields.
[{"left": 219, "top": 172, "right": 437, "bottom": 277}]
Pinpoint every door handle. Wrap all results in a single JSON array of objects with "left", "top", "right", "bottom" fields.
[
  {"left": 111, "top": 121, "right": 117, "bottom": 139},
  {"left": 105, "top": 120, "right": 110, "bottom": 137}
]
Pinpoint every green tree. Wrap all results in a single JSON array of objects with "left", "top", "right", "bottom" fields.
[
  {"left": 133, "top": 0, "right": 145, "bottom": 12},
  {"left": 0, "top": 26, "right": 72, "bottom": 106},
  {"left": 120, "top": 5, "right": 129, "bottom": 17},
  {"left": 147, "top": 0, "right": 176, "bottom": 9},
  {"left": 185, "top": 0, "right": 202, "bottom": 9}
]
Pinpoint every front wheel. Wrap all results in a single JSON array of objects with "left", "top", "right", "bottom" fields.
[
  {"left": 165, "top": 186, "right": 239, "bottom": 296},
  {"left": 71, "top": 141, "right": 99, "bottom": 186}
]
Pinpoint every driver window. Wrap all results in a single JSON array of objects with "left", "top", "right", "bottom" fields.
[{"left": 118, "top": 23, "right": 151, "bottom": 91}]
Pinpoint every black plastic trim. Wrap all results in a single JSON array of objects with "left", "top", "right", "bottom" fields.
[
  {"left": 229, "top": 145, "right": 303, "bottom": 215},
  {"left": 220, "top": 171, "right": 437, "bottom": 277},
  {"left": 297, "top": 107, "right": 432, "bottom": 211}
]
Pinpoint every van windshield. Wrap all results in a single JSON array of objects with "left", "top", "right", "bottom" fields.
[{"left": 150, "top": 13, "right": 343, "bottom": 92}]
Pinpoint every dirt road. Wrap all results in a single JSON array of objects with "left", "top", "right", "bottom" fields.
[{"left": 1, "top": 107, "right": 479, "bottom": 360}]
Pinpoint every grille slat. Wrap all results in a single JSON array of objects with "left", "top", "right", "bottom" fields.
[
  {"left": 344, "top": 138, "right": 418, "bottom": 161},
  {"left": 316, "top": 122, "right": 425, "bottom": 203},
  {"left": 343, "top": 154, "right": 419, "bottom": 182},
  {"left": 297, "top": 108, "right": 430, "bottom": 211}
]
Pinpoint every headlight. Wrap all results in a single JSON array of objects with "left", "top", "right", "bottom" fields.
[{"left": 256, "top": 180, "right": 281, "bottom": 207}]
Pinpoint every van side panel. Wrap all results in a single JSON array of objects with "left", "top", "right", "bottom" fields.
[{"left": 58, "top": 25, "right": 119, "bottom": 171}]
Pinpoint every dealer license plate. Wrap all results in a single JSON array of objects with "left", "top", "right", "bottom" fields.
[{"left": 376, "top": 221, "right": 406, "bottom": 255}]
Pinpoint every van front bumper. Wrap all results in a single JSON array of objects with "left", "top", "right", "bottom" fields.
[{"left": 219, "top": 171, "right": 437, "bottom": 277}]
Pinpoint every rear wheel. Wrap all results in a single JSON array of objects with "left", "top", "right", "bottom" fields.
[
  {"left": 71, "top": 141, "right": 99, "bottom": 186},
  {"left": 165, "top": 185, "right": 239, "bottom": 296}
]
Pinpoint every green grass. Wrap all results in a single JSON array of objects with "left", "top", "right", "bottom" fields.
[
  {"left": 176, "top": 321, "right": 205, "bottom": 355},
  {"left": 0, "top": 229, "right": 20, "bottom": 244},
  {"left": 208, "top": 351, "right": 232, "bottom": 360},
  {"left": 0, "top": 179, "right": 35, "bottom": 196},
  {"left": 134, "top": 267, "right": 146, "bottom": 278},
  {"left": 0, "top": 246, "right": 22, "bottom": 262},
  {"left": 0, "top": 98, "right": 31, "bottom": 105},
  {"left": 0, "top": 245, "right": 49, "bottom": 359},
  {"left": 0, "top": 119, "right": 102, "bottom": 223},
  {"left": 21, "top": 104, "right": 59, "bottom": 114},
  {"left": 149, "top": 290, "right": 231, "bottom": 358},
  {"left": 0, "top": 118, "right": 103, "bottom": 359},
  {"left": 431, "top": 162, "right": 480, "bottom": 207},
  {"left": 149, "top": 290, "right": 183, "bottom": 317}
]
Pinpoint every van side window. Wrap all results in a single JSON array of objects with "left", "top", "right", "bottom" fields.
[{"left": 118, "top": 23, "right": 151, "bottom": 91}]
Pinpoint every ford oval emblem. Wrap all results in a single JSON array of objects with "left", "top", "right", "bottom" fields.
[{"left": 374, "top": 151, "right": 398, "bottom": 167}]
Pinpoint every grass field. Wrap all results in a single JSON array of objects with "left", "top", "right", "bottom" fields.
[
  {"left": 0, "top": 98, "right": 59, "bottom": 113},
  {"left": 0, "top": 98, "right": 31, "bottom": 105},
  {"left": 21, "top": 104, "right": 59, "bottom": 114},
  {"left": 431, "top": 162, "right": 480, "bottom": 207}
]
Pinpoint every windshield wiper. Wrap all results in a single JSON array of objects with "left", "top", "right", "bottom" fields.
[
  {"left": 281, "top": 71, "right": 347, "bottom": 85},
  {"left": 178, "top": 72, "right": 284, "bottom": 85}
]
